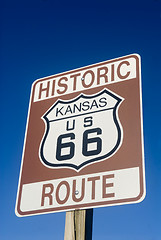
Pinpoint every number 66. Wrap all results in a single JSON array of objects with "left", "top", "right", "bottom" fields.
[{"left": 56, "top": 127, "right": 102, "bottom": 161}]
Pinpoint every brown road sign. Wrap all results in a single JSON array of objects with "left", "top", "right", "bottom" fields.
[{"left": 15, "top": 54, "right": 146, "bottom": 217}]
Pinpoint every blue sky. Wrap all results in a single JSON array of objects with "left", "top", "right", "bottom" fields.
[{"left": 0, "top": 0, "right": 161, "bottom": 239}]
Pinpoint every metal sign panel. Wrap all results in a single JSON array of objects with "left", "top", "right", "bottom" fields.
[{"left": 15, "top": 54, "right": 146, "bottom": 217}]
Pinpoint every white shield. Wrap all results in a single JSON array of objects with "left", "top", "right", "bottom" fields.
[{"left": 40, "top": 89, "right": 123, "bottom": 171}]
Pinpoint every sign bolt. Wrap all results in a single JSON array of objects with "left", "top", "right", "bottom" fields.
[{"left": 75, "top": 190, "right": 79, "bottom": 195}]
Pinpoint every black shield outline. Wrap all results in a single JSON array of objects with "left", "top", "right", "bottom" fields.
[{"left": 40, "top": 88, "right": 123, "bottom": 171}]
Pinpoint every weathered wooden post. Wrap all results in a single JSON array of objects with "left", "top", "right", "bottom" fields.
[{"left": 64, "top": 209, "right": 93, "bottom": 240}]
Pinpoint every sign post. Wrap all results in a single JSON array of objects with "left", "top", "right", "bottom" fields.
[
  {"left": 64, "top": 209, "right": 93, "bottom": 240},
  {"left": 16, "top": 54, "right": 145, "bottom": 220}
]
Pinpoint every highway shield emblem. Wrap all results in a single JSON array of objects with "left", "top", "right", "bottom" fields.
[{"left": 40, "top": 89, "right": 123, "bottom": 171}]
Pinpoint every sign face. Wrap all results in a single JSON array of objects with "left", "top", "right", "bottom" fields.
[{"left": 15, "top": 54, "right": 146, "bottom": 217}]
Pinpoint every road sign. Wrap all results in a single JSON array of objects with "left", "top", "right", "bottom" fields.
[{"left": 15, "top": 54, "right": 146, "bottom": 217}]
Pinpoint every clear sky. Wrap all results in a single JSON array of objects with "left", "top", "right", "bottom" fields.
[{"left": 0, "top": 0, "right": 161, "bottom": 239}]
